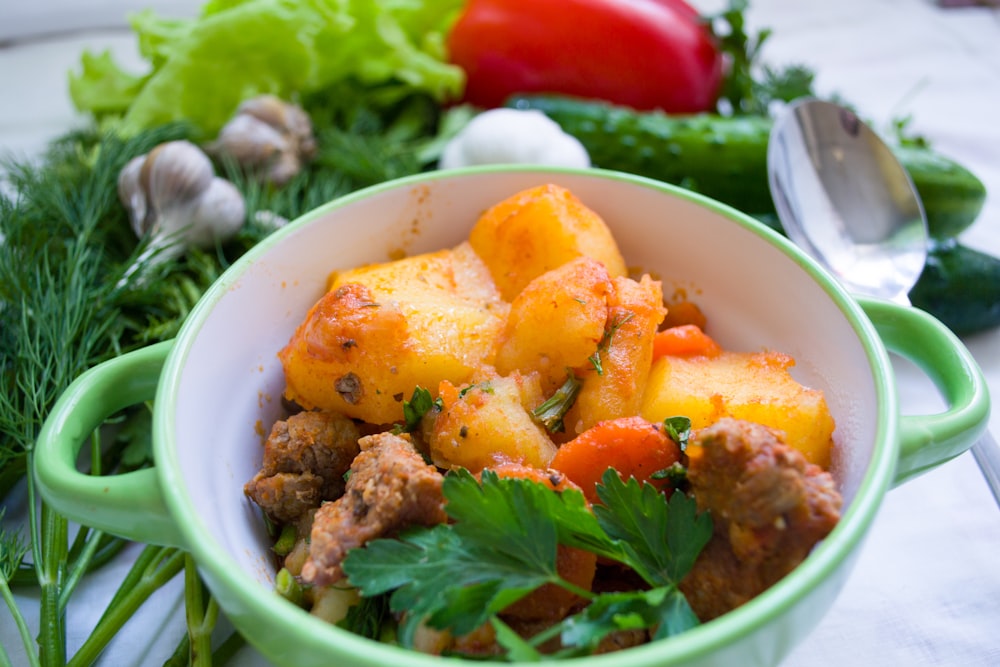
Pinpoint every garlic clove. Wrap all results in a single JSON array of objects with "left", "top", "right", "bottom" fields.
[
  {"left": 237, "top": 95, "right": 293, "bottom": 130},
  {"left": 184, "top": 178, "right": 246, "bottom": 247},
  {"left": 118, "top": 154, "right": 149, "bottom": 237},
  {"left": 266, "top": 152, "right": 304, "bottom": 188},
  {"left": 210, "top": 95, "right": 316, "bottom": 186},
  {"left": 212, "top": 114, "right": 287, "bottom": 166},
  {"left": 140, "top": 140, "right": 216, "bottom": 236}
]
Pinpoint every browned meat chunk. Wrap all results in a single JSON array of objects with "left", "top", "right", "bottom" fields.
[
  {"left": 244, "top": 410, "right": 361, "bottom": 524},
  {"left": 301, "top": 432, "right": 447, "bottom": 587},
  {"left": 680, "top": 418, "right": 842, "bottom": 621}
]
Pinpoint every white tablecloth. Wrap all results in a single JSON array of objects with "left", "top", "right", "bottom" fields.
[{"left": 1, "top": 1, "right": 998, "bottom": 665}]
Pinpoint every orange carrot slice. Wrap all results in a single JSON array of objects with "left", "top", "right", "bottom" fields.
[
  {"left": 652, "top": 324, "right": 721, "bottom": 360},
  {"left": 550, "top": 415, "right": 681, "bottom": 503}
]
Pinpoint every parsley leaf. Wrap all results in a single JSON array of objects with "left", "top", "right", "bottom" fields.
[
  {"left": 594, "top": 470, "right": 712, "bottom": 587},
  {"left": 343, "top": 469, "right": 595, "bottom": 645},
  {"left": 558, "top": 586, "right": 699, "bottom": 651},
  {"left": 491, "top": 617, "right": 544, "bottom": 661},
  {"left": 342, "top": 468, "right": 713, "bottom": 656}
]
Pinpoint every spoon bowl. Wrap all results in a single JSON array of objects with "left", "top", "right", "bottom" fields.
[
  {"left": 768, "top": 97, "right": 1000, "bottom": 504},
  {"left": 767, "top": 98, "right": 928, "bottom": 304}
]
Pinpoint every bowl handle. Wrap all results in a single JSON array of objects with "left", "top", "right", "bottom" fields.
[
  {"left": 860, "top": 298, "right": 991, "bottom": 486},
  {"left": 34, "top": 340, "right": 185, "bottom": 548}
]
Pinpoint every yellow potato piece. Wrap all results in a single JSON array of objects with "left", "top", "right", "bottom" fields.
[
  {"left": 279, "top": 242, "right": 508, "bottom": 424},
  {"left": 469, "top": 184, "right": 627, "bottom": 301},
  {"left": 565, "top": 274, "right": 666, "bottom": 435},
  {"left": 429, "top": 373, "right": 557, "bottom": 472},
  {"left": 640, "top": 350, "right": 835, "bottom": 468},
  {"left": 494, "top": 257, "right": 613, "bottom": 393}
]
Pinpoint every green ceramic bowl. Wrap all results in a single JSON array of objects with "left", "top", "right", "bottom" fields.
[{"left": 35, "top": 167, "right": 989, "bottom": 667}]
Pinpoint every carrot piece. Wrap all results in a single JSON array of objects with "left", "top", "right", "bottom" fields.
[
  {"left": 483, "top": 462, "right": 580, "bottom": 493},
  {"left": 437, "top": 379, "right": 460, "bottom": 409},
  {"left": 652, "top": 324, "right": 721, "bottom": 360},
  {"left": 549, "top": 415, "right": 681, "bottom": 503}
]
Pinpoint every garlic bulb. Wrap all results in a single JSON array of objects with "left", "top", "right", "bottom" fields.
[
  {"left": 117, "top": 140, "right": 245, "bottom": 282},
  {"left": 438, "top": 108, "right": 591, "bottom": 170},
  {"left": 209, "top": 95, "right": 317, "bottom": 186}
]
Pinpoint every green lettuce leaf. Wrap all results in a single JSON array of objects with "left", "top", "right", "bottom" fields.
[
  {"left": 68, "top": 50, "right": 150, "bottom": 116},
  {"left": 69, "top": 0, "right": 466, "bottom": 135}
]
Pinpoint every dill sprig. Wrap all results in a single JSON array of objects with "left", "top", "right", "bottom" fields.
[{"left": 0, "top": 77, "right": 455, "bottom": 664}]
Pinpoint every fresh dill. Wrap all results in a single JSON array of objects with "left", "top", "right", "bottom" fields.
[
  {"left": 588, "top": 312, "right": 635, "bottom": 375},
  {"left": 533, "top": 374, "right": 583, "bottom": 433}
]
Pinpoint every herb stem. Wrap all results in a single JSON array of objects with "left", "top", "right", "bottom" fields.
[
  {"left": 67, "top": 546, "right": 184, "bottom": 667},
  {"left": 0, "top": 577, "right": 40, "bottom": 667},
  {"left": 184, "top": 554, "right": 218, "bottom": 667},
  {"left": 554, "top": 576, "right": 597, "bottom": 603},
  {"left": 58, "top": 431, "right": 111, "bottom": 613},
  {"left": 532, "top": 373, "right": 582, "bottom": 433},
  {"left": 162, "top": 632, "right": 190, "bottom": 667},
  {"left": 36, "top": 487, "right": 68, "bottom": 667},
  {"left": 57, "top": 529, "right": 108, "bottom": 615},
  {"left": 525, "top": 615, "right": 565, "bottom": 649}
]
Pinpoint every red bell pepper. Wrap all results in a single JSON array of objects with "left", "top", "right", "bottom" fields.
[{"left": 447, "top": 0, "right": 723, "bottom": 112}]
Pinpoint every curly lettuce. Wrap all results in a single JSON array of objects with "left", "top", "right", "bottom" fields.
[{"left": 69, "top": 0, "right": 466, "bottom": 135}]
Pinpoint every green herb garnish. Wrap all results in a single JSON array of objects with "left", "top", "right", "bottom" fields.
[
  {"left": 662, "top": 416, "right": 693, "bottom": 451},
  {"left": 588, "top": 312, "right": 635, "bottom": 375},
  {"left": 532, "top": 374, "right": 583, "bottom": 433},
  {"left": 342, "top": 468, "right": 712, "bottom": 657},
  {"left": 396, "top": 386, "right": 443, "bottom": 434}
]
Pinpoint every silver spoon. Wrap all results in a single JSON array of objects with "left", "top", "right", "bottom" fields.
[{"left": 767, "top": 97, "right": 1000, "bottom": 506}]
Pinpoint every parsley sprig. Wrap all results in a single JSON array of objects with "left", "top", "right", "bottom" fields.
[{"left": 342, "top": 468, "right": 712, "bottom": 656}]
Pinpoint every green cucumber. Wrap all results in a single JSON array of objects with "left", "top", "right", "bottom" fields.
[
  {"left": 893, "top": 145, "right": 988, "bottom": 241},
  {"left": 507, "top": 94, "right": 987, "bottom": 242},
  {"left": 910, "top": 242, "right": 1000, "bottom": 336}
]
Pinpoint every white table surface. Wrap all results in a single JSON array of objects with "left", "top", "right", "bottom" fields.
[{"left": 2, "top": 1, "right": 999, "bottom": 665}]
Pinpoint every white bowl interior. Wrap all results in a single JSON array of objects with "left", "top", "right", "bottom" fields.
[{"left": 166, "top": 168, "right": 881, "bottom": 592}]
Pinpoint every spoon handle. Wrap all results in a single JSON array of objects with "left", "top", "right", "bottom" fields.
[{"left": 970, "top": 432, "right": 1000, "bottom": 509}]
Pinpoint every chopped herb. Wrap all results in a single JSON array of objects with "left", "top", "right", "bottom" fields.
[
  {"left": 275, "top": 568, "right": 306, "bottom": 608},
  {"left": 651, "top": 462, "right": 688, "bottom": 487},
  {"left": 459, "top": 380, "right": 494, "bottom": 398},
  {"left": 272, "top": 524, "right": 298, "bottom": 557},
  {"left": 662, "top": 416, "right": 693, "bottom": 451},
  {"left": 588, "top": 312, "right": 634, "bottom": 375},
  {"left": 532, "top": 374, "right": 583, "bottom": 433},
  {"left": 397, "top": 386, "right": 442, "bottom": 434}
]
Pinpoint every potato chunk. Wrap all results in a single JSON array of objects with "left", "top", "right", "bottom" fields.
[
  {"left": 429, "top": 373, "right": 557, "bottom": 472},
  {"left": 565, "top": 275, "right": 666, "bottom": 435},
  {"left": 279, "top": 242, "right": 508, "bottom": 424},
  {"left": 494, "top": 257, "right": 613, "bottom": 393},
  {"left": 639, "top": 351, "right": 835, "bottom": 467},
  {"left": 468, "top": 184, "right": 627, "bottom": 300}
]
